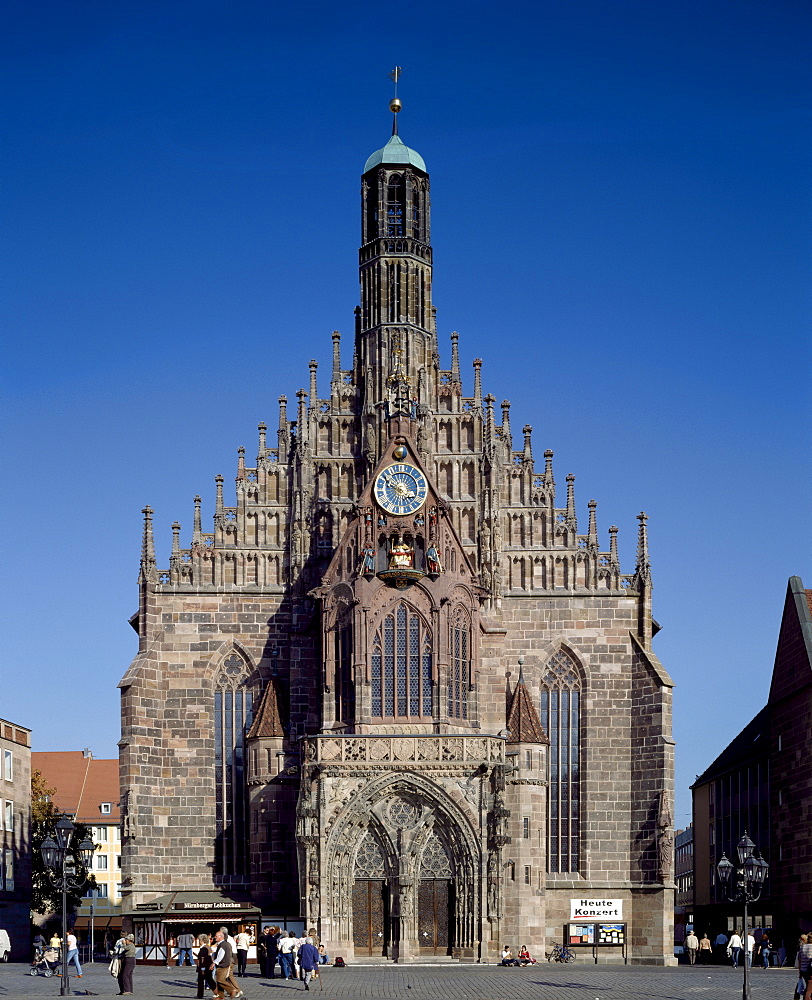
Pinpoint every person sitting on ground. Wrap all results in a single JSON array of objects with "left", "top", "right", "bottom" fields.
[
  {"left": 500, "top": 945, "right": 519, "bottom": 966},
  {"left": 317, "top": 943, "right": 330, "bottom": 965},
  {"left": 518, "top": 945, "right": 536, "bottom": 965}
]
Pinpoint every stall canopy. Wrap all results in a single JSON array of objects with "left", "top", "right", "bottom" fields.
[{"left": 124, "top": 889, "right": 262, "bottom": 924}]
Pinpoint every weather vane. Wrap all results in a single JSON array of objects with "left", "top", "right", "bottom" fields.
[{"left": 388, "top": 66, "right": 402, "bottom": 134}]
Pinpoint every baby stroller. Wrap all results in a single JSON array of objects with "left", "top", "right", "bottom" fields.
[{"left": 29, "top": 946, "right": 61, "bottom": 976}]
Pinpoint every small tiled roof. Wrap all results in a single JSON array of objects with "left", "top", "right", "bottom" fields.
[
  {"left": 32, "top": 751, "right": 120, "bottom": 824},
  {"left": 506, "top": 674, "right": 548, "bottom": 745},
  {"left": 247, "top": 678, "right": 285, "bottom": 738}
]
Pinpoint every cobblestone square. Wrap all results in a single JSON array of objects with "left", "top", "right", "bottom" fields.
[{"left": 0, "top": 962, "right": 800, "bottom": 999}]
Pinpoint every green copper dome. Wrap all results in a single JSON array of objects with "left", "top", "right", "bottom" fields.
[{"left": 364, "top": 134, "right": 426, "bottom": 174}]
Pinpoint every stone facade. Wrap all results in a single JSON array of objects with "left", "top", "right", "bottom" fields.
[
  {"left": 0, "top": 718, "right": 32, "bottom": 957},
  {"left": 120, "top": 114, "right": 675, "bottom": 963}
]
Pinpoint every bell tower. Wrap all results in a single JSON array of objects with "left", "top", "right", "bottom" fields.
[{"left": 356, "top": 68, "right": 436, "bottom": 416}]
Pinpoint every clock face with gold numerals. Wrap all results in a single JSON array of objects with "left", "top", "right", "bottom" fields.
[{"left": 374, "top": 463, "right": 428, "bottom": 516}]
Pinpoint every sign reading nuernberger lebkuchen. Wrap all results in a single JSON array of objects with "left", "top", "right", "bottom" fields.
[{"left": 570, "top": 898, "right": 623, "bottom": 920}]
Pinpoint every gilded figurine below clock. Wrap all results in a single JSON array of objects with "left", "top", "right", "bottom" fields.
[{"left": 373, "top": 462, "right": 428, "bottom": 516}]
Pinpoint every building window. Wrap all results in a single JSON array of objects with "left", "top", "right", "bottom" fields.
[
  {"left": 448, "top": 607, "right": 470, "bottom": 719},
  {"left": 94, "top": 826, "right": 108, "bottom": 842},
  {"left": 3, "top": 849, "right": 12, "bottom": 891},
  {"left": 334, "top": 607, "right": 355, "bottom": 725},
  {"left": 100, "top": 803, "right": 112, "bottom": 814},
  {"left": 371, "top": 603, "right": 433, "bottom": 718},
  {"left": 386, "top": 173, "right": 405, "bottom": 237},
  {"left": 4, "top": 801, "right": 13, "bottom": 834},
  {"left": 525, "top": 750, "right": 532, "bottom": 769},
  {"left": 96, "top": 883, "right": 108, "bottom": 898},
  {"left": 3, "top": 751, "right": 11, "bottom": 781},
  {"left": 523, "top": 817, "right": 530, "bottom": 839},
  {"left": 524, "top": 865, "right": 531, "bottom": 885},
  {"left": 112, "top": 826, "right": 120, "bottom": 842},
  {"left": 541, "top": 649, "right": 581, "bottom": 874},
  {"left": 214, "top": 653, "right": 254, "bottom": 876},
  {"left": 116, "top": 856, "right": 121, "bottom": 869},
  {"left": 96, "top": 854, "right": 108, "bottom": 870}
]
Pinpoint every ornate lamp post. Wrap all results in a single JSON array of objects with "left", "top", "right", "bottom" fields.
[
  {"left": 716, "top": 831, "right": 769, "bottom": 1000},
  {"left": 40, "top": 815, "right": 95, "bottom": 997}
]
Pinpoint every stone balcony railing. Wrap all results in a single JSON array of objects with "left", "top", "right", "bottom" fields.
[{"left": 303, "top": 733, "right": 505, "bottom": 768}]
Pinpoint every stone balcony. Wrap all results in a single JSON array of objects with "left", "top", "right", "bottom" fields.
[{"left": 302, "top": 733, "right": 506, "bottom": 772}]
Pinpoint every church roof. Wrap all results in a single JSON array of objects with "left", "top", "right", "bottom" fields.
[
  {"left": 364, "top": 134, "right": 426, "bottom": 174},
  {"left": 506, "top": 673, "right": 548, "bottom": 745},
  {"left": 247, "top": 677, "right": 285, "bottom": 738}
]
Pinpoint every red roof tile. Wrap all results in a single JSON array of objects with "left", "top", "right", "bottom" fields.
[{"left": 32, "top": 752, "right": 120, "bottom": 824}]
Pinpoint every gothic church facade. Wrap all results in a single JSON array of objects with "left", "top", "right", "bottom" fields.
[{"left": 120, "top": 113, "right": 675, "bottom": 963}]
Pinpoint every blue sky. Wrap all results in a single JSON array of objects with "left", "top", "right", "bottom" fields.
[{"left": 3, "top": 0, "right": 809, "bottom": 825}]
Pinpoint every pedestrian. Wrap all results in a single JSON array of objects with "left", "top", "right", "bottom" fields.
[
  {"left": 211, "top": 928, "right": 241, "bottom": 999},
  {"left": 299, "top": 936, "right": 320, "bottom": 990},
  {"left": 797, "top": 934, "right": 812, "bottom": 998},
  {"left": 267, "top": 925, "right": 281, "bottom": 977},
  {"left": 177, "top": 928, "right": 195, "bottom": 967},
  {"left": 746, "top": 931, "right": 755, "bottom": 967},
  {"left": 196, "top": 933, "right": 217, "bottom": 998},
  {"left": 65, "top": 930, "right": 83, "bottom": 978},
  {"left": 279, "top": 930, "right": 298, "bottom": 980},
  {"left": 49, "top": 931, "right": 62, "bottom": 950},
  {"left": 116, "top": 932, "right": 137, "bottom": 996},
  {"left": 235, "top": 927, "right": 250, "bottom": 977},
  {"left": 32, "top": 932, "right": 46, "bottom": 958},
  {"left": 759, "top": 932, "right": 771, "bottom": 969},
  {"left": 727, "top": 931, "right": 742, "bottom": 968},
  {"left": 685, "top": 930, "right": 699, "bottom": 965},
  {"left": 698, "top": 933, "right": 713, "bottom": 964},
  {"left": 713, "top": 931, "right": 728, "bottom": 964}
]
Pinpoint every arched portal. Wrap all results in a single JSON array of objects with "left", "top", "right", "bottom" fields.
[
  {"left": 351, "top": 831, "right": 391, "bottom": 956},
  {"left": 323, "top": 772, "right": 481, "bottom": 961},
  {"left": 417, "top": 829, "right": 454, "bottom": 955}
]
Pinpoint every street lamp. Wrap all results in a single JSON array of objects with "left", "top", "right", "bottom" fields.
[
  {"left": 717, "top": 831, "right": 769, "bottom": 1000},
  {"left": 40, "top": 815, "right": 95, "bottom": 996}
]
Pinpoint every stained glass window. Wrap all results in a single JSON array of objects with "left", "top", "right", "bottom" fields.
[
  {"left": 370, "top": 603, "right": 433, "bottom": 719},
  {"left": 540, "top": 650, "right": 581, "bottom": 874},
  {"left": 214, "top": 654, "right": 253, "bottom": 876},
  {"left": 448, "top": 607, "right": 470, "bottom": 719}
]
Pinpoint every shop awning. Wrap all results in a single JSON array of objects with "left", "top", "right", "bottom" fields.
[{"left": 123, "top": 890, "right": 261, "bottom": 922}]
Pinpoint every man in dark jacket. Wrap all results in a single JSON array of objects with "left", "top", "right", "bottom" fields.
[{"left": 298, "top": 937, "right": 320, "bottom": 991}]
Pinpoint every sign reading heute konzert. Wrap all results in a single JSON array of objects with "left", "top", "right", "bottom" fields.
[{"left": 570, "top": 898, "right": 623, "bottom": 920}]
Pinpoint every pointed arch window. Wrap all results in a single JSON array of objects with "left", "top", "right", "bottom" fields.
[
  {"left": 386, "top": 173, "right": 405, "bottom": 237},
  {"left": 448, "top": 607, "right": 470, "bottom": 719},
  {"left": 334, "top": 604, "right": 355, "bottom": 725},
  {"left": 214, "top": 653, "right": 253, "bottom": 876},
  {"left": 540, "top": 650, "right": 581, "bottom": 874},
  {"left": 371, "top": 603, "right": 433, "bottom": 718}
]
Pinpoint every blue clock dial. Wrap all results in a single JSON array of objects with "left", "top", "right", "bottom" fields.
[{"left": 374, "top": 463, "right": 428, "bottom": 516}]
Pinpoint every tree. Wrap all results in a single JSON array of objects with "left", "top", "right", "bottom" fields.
[{"left": 31, "top": 770, "right": 96, "bottom": 919}]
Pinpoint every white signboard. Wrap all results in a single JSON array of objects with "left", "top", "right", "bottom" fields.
[{"left": 570, "top": 898, "right": 623, "bottom": 920}]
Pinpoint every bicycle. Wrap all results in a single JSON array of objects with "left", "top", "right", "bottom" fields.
[{"left": 546, "top": 943, "right": 577, "bottom": 963}]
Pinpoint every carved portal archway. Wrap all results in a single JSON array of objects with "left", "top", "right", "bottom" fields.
[{"left": 324, "top": 772, "right": 481, "bottom": 961}]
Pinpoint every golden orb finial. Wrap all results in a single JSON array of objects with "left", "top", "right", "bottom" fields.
[{"left": 389, "top": 97, "right": 402, "bottom": 114}]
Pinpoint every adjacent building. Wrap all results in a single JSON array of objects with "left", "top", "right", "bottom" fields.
[
  {"left": 0, "top": 718, "right": 32, "bottom": 956},
  {"left": 33, "top": 750, "right": 123, "bottom": 941},
  {"left": 692, "top": 576, "right": 812, "bottom": 946},
  {"left": 120, "top": 101, "right": 676, "bottom": 963},
  {"left": 674, "top": 824, "right": 693, "bottom": 945}
]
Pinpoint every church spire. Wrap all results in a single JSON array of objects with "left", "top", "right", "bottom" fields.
[{"left": 357, "top": 68, "right": 435, "bottom": 413}]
